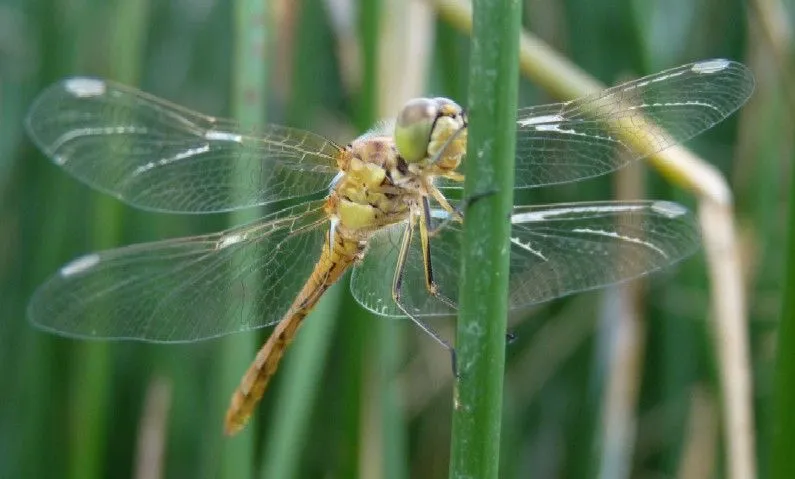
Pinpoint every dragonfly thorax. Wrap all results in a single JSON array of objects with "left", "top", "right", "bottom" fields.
[{"left": 330, "top": 137, "right": 416, "bottom": 235}]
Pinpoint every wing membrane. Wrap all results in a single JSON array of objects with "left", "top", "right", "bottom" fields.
[
  {"left": 351, "top": 220, "right": 457, "bottom": 318},
  {"left": 505, "top": 200, "right": 699, "bottom": 305},
  {"left": 511, "top": 60, "right": 753, "bottom": 188},
  {"left": 28, "top": 200, "right": 329, "bottom": 342},
  {"left": 25, "top": 78, "right": 342, "bottom": 213},
  {"left": 436, "top": 59, "right": 753, "bottom": 190},
  {"left": 351, "top": 201, "right": 700, "bottom": 317}
]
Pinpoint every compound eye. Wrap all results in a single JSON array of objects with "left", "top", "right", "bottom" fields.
[{"left": 395, "top": 98, "right": 438, "bottom": 163}]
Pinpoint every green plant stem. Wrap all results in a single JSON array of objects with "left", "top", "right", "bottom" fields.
[
  {"left": 770, "top": 149, "right": 795, "bottom": 478},
  {"left": 448, "top": 0, "right": 521, "bottom": 478},
  {"left": 217, "top": 0, "right": 270, "bottom": 476}
]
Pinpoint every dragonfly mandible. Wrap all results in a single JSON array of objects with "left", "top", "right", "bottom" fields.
[{"left": 25, "top": 59, "right": 754, "bottom": 435}]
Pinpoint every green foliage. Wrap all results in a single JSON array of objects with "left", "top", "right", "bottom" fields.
[{"left": 771, "top": 81, "right": 795, "bottom": 479}]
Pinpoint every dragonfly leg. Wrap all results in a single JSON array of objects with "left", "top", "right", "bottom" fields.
[
  {"left": 426, "top": 189, "right": 461, "bottom": 238},
  {"left": 426, "top": 187, "right": 498, "bottom": 237},
  {"left": 419, "top": 197, "right": 458, "bottom": 310},
  {"left": 506, "top": 330, "right": 517, "bottom": 344},
  {"left": 391, "top": 217, "right": 458, "bottom": 375},
  {"left": 424, "top": 193, "right": 514, "bottom": 350},
  {"left": 428, "top": 186, "right": 458, "bottom": 216},
  {"left": 423, "top": 197, "right": 518, "bottom": 353}
]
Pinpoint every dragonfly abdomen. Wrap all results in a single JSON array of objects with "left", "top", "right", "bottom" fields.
[{"left": 224, "top": 233, "right": 364, "bottom": 435}]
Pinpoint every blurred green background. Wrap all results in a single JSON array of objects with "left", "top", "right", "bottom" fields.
[{"left": 0, "top": 0, "right": 791, "bottom": 478}]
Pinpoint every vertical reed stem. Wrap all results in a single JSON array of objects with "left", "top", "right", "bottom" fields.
[{"left": 449, "top": 0, "right": 521, "bottom": 477}]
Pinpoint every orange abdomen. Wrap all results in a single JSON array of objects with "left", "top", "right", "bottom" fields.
[{"left": 224, "top": 233, "right": 362, "bottom": 435}]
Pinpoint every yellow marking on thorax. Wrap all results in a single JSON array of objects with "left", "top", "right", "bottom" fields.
[{"left": 332, "top": 136, "right": 414, "bottom": 232}]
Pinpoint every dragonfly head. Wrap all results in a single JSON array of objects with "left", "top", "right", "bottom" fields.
[{"left": 394, "top": 97, "right": 467, "bottom": 171}]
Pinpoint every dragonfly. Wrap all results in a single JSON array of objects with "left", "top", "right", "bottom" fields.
[{"left": 25, "top": 59, "right": 754, "bottom": 435}]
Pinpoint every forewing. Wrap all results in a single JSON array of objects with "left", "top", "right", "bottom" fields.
[
  {"left": 25, "top": 78, "right": 342, "bottom": 213},
  {"left": 28, "top": 200, "right": 330, "bottom": 342},
  {"left": 437, "top": 60, "right": 753, "bottom": 191},
  {"left": 351, "top": 201, "right": 699, "bottom": 317},
  {"left": 512, "top": 60, "right": 753, "bottom": 187}
]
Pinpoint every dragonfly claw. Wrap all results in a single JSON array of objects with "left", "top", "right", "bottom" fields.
[
  {"left": 506, "top": 331, "right": 517, "bottom": 345},
  {"left": 460, "top": 188, "right": 498, "bottom": 216}
]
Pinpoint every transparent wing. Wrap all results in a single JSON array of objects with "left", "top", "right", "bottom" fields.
[
  {"left": 511, "top": 60, "right": 754, "bottom": 187},
  {"left": 351, "top": 201, "right": 700, "bottom": 317},
  {"left": 25, "top": 77, "right": 342, "bottom": 213},
  {"left": 28, "top": 200, "right": 330, "bottom": 342},
  {"left": 438, "top": 59, "right": 754, "bottom": 190},
  {"left": 351, "top": 220, "right": 457, "bottom": 318},
  {"left": 504, "top": 200, "right": 700, "bottom": 306}
]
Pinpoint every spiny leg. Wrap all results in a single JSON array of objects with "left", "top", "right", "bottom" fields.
[
  {"left": 426, "top": 186, "right": 498, "bottom": 237},
  {"left": 419, "top": 196, "right": 457, "bottom": 311},
  {"left": 417, "top": 198, "right": 513, "bottom": 356},
  {"left": 429, "top": 186, "right": 459, "bottom": 217},
  {"left": 391, "top": 217, "right": 458, "bottom": 375},
  {"left": 425, "top": 190, "right": 516, "bottom": 348}
]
